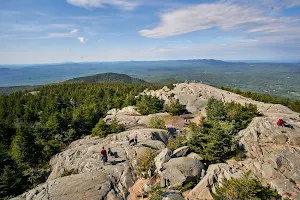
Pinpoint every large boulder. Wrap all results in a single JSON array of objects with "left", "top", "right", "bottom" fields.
[
  {"left": 172, "top": 146, "right": 190, "bottom": 158},
  {"left": 155, "top": 148, "right": 173, "bottom": 172},
  {"left": 162, "top": 192, "right": 184, "bottom": 200},
  {"left": 160, "top": 157, "right": 205, "bottom": 188},
  {"left": 187, "top": 152, "right": 204, "bottom": 161},
  {"left": 188, "top": 163, "right": 243, "bottom": 200},
  {"left": 11, "top": 172, "right": 115, "bottom": 200}
]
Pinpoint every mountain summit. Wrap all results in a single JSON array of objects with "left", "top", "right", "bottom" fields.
[{"left": 66, "top": 73, "right": 150, "bottom": 85}]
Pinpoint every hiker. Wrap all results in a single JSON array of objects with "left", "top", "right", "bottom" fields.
[
  {"left": 108, "top": 147, "right": 114, "bottom": 157},
  {"left": 277, "top": 119, "right": 294, "bottom": 129},
  {"left": 128, "top": 136, "right": 135, "bottom": 145},
  {"left": 134, "top": 135, "right": 138, "bottom": 145},
  {"left": 277, "top": 119, "right": 284, "bottom": 127},
  {"left": 100, "top": 147, "right": 108, "bottom": 165}
]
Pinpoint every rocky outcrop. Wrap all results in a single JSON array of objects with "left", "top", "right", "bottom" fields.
[
  {"left": 188, "top": 117, "right": 300, "bottom": 199},
  {"left": 160, "top": 157, "right": 205, "bottom": 188},
  {"left": 104, "top": 106, "right": 170, "bottom": 129},
  {"left": 13, "top": 129, "right": 171, "bottom": 200},
  {"left": 11, "top": 172, "right": 116, "bottom": 200},
  {"left": 142, "top": 83, "right": 299, "bottom": 119},
  {"left": 155, "top": 148, "right": 173, "bottom": 173},
  {"left": 172, "top": 146, "right": 190, "bottom": 158},
  {"left": 237, "top": 117, "right": 300, "bottom": 199},
  {"left": 188, "top": 163, "right": 244, "bottom": 200},
  {"left": 13, "top": 83, "right": 300, "bottom": 200},
  {"left": 162, "top": 192, "right": 184, "bottom": 200}
]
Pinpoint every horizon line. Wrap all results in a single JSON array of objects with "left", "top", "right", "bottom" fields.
[{"left": 1, "top": 58, "right": 300, "bottom": 66}]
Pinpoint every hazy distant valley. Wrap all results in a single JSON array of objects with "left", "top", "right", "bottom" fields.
[{"left": 1, "top": 59, "right": 300, "bottom": 99}]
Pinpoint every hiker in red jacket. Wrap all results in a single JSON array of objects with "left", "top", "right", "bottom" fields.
[
  {"left": 100, "top": 147, "right": 108, "bottom": 165},
  {"left": 277, "top": 119, "right": 284, "bottom": 127}
]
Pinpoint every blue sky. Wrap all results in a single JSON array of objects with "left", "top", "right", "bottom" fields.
[{"left": 1, "top": 0, "right": 300, "bottom": 64}]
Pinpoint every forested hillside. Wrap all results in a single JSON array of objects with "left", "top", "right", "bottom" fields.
[
  {"left": 65, "top": 73, "right": 150, "bottom": 85},
  {"left": 0, "top": 86, "right": 40, "bottom": 96},
  {"left": 0, "top": 83, "right": 159, "bottom": 199}
]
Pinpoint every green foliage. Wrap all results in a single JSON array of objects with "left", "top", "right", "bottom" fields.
[
  {"left": 149, "top": 116, "right": 166, "bottom": 129},
  {"left": 167, "top": 135, "right": 188, "bottom": 151},
  {"left": 66, "top": 72, "right": 150, "bottom": 85},
  {"left": 221, "top": 86, "right": 300, "bottom": 113},
  {"left": 189, "top": 121, "right": 233, "bottom": 163},
  {"left": 213, "top": 171, "right": 282, "bottom": 200},
  {"left": 0, "top": 83, "right": 155, "bottom": 198},
  {"left": 164, "top": 99, "right": 187, "bottom": 116},
  {"left": 61, "top": 169, "right": 77, "bottom": 177},
  {"left": 206, "top": 99, "right": 227, "bottom": 121},
  {"left": 188, "top": 99, "right": 258, "bottom": 164},
  {"left": 0, "top": 165, "right": 25, "bottom": 199},
  {"left": 166, "top": 83, "right": 175, "bottom": 90},
  {"left": 148, "top": 185, "right": 163, "bottom": 200},
  {"left": 180, "top": 178, "right": 199, "bottom": 192},
  {"left": 92, "top": 118, "right": 125, "bottom": 138},
  {"left": 136, "top": 95, "right": 164, "bottom": 115}
]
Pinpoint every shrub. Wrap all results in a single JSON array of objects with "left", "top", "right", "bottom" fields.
[
  {"left": 149, "top": 116, "right": 166, "bottom": 129},
  {"left": 61, "top": 169, "right": 77, "bottom": 177},
  {"left": 136, "top": 95, "right": 164, "bottom": 115},
  {"left": 92, "top": 118, "right": 110, "bottom": 137},
  {"left": 164, "top": 100, "right": 187, "bottom": 116},
  {"left": 92, "top": 118, "right": 125, "bottom": 138},
  {"left": 167, "top": 135, "right": 187, "bottom": 151},
  {"left": 213, "top": 171, "right": 282, "bottom": 200},
  {"left": 148, "top": 185, "right": 163, "bottom": 200},
  {"left": 181, "top": 178, "right": 199, "bottom": 192},
  {"left": 137, "top": 149, "right": 155, "bottom": 178},
  {"left": 188, "top": 121, "right": 233, "bottom": 164},
  {"left": 166, "top": 83, "right": 175, "bottom": 90}
]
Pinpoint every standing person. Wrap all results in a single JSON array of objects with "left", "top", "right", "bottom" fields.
[
  {"left": 100, "top": 147, "right": 107, "bottom": 165},
  {"left": 134, "top": 135, "right": 138, "bottom": 145}
]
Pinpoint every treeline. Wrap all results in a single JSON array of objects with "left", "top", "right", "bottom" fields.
[
  {"left": 0, "top": 83, "right": 159, "bottom": 199},
  {"left": 221, "top": 86, "right": 300, "bottom": 113}
]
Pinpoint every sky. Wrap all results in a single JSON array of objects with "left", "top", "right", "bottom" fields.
[{"left": 0, "top": 0, "right": 300, "bottom": 64}]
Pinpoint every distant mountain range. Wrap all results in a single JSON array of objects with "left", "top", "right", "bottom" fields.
[
  {"left": 0, "top": 59, "right": 299, "bottom": 98},
  {"left": 65, "top": 73, "right": 150, "bottom": 85}
]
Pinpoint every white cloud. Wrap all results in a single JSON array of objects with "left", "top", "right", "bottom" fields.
[
  {"left": 23, "top": 29, "right": 79, "bottom": 40},
  {"left": 47, "top": 29, "right": 79, "bottom": 38},
  {"left": 35, "top": 11, "right": 48, "bottom": 17},
  {"left": 222, "top": 0, "right": 300, "bottom": 10},
  {"left": 139, "top": 3, "right": 294, "bottom": 38},
  {"left": 78, "top": 37, "right": 88, "bottom": 43},
  {"left": 66, "top": 0, "right": 139, "bottom": 10}
]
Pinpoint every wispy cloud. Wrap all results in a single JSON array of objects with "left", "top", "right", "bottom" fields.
[
  {"left": 222, "top": 0, "right": 300, "bottom": 10},
  {"left": 0, "top": 10, "right": 23, "bottom": 17},
  {"left": 66, "top": 0, "right": 139, "bottom": 10},
  {"left": 78, "top": 37, "right": 88, "bottom": 43},
  {"left": 25, "top": 29, "right": 79, "bottom": 39},
  {"left": 139, "top": 3, "right": 296, "bottom": 38},
  {"left": 35, "top": 11, "right": 48, "bottom": 17},
  {"left": 47, "top": 29, "right": 78, "bottom": 38}
]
